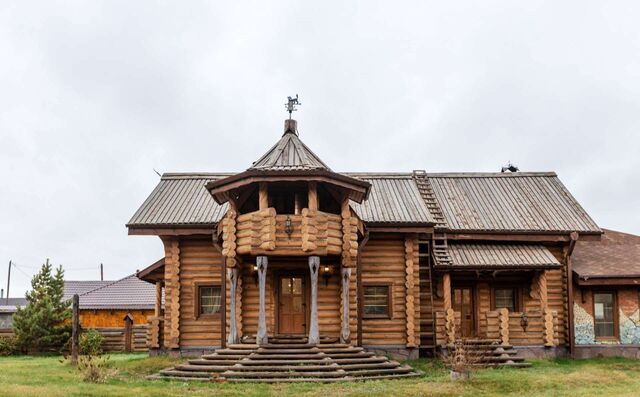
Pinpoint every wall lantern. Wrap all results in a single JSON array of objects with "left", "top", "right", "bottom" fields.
[
  {"left": 520, "top": 312, "right": 529, "bottom": 331},
  {"left": 320, "top": 265, "right": 333, "bottom": 286},
  {"left": 284, "top": 215, "right": 293, "bottom": 238},
  {"left": 252, "top": 265, "right": 259, "bottom": 286}
]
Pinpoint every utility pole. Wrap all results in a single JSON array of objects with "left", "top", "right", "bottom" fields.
[
  {"left": 100, "top": 263, "right": 104, "bottom": 281},
  {"left": 6, "top": 260, "right": 11, "bottom": 305}
]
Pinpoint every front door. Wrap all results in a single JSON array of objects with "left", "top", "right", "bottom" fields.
[
  {"left": 453, "top": 287, "right": 475, "bottom": 337},
  {"left": 278, "top": 275, "right": 306, "bottom": 334}
]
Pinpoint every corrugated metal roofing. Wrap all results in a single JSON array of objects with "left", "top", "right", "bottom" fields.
[
  {"left": 127, "top": 174, "right": 230, "bottom": 227},
  {"left": 250, "top": 131, "right": 331, "bottom": 171},
  {"left": 435, "top": 243, "right": 561, "bottom": 268},
  {"left": 76, "top": 274, "right": 158, "bottom": 310},
  {"left": 0, "top": 298, "right": 28, "bottom": 312},
  {"left": 347, "top": 173, "right": 434, "bottom": 224},
  {"left": 427, "top": 172, "right": 601, "bottom": 233}
]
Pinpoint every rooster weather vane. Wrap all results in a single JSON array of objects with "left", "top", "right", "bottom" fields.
[{"left": 285, "top": 94, "right": 301, "bottom": 119}]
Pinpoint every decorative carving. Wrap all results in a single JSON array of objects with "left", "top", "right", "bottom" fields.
[
  {"left": 445, "top": 308, "right": 456, "bottom": 345},
  {"left": 308, "top": 256, "right": 320, "bottom": 345},
  {"left": 227, "top": 267, "right": 239, "bottom": 345},
  {"left": 498, "top": 308, "right": 510, "bottom": 346},
  {"left": 405, "top": 237, "right": 416, "bottom": 347},
  {"left": 340, "top": 267, "right": 352, "bottom": 344},
  {"left": 256, "top": 256, "right": 268, "bottom": 345}
]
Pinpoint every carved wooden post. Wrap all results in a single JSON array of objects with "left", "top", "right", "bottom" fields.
[
  {"left": 340, "top": 267, "right": 351, "bottom": 344},
  {"left": 498, "top": 308, "right": 510, "bottom": 346},
  {"left": 309, "top": 256, "right": 320, "bottom": 345},
  {"left": 257, "top": 256, "right": 268, "bottom": 345},
  {"left": 154, "top": 281, "right": 162, "bottom": 317},
  {"left": 442, "top": 273, "right": 452, "bottom": 311},
  {"left": 227, "top": 267, "right": 239, "bottom": 345}
]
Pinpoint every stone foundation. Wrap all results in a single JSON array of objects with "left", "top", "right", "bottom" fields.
[
  {"left": 574, "top": 345, "right": 640, "bottom": 359},
  {"left": 512, "top": 346, "right": 569, "bottom": 359},
  {"left": 364, "top": 345, "right": 419, "bottom": 360}
]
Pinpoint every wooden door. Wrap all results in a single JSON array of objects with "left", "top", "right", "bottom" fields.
[
  {"left": 278, "top": 275, "right": 306, "bottom": 334},
  {"left": 453, "top": 287, "right": 475, "bottom": 337}
]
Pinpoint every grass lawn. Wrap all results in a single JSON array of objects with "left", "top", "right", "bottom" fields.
[{"left": 1, "top": 354, "right": 640, "bottom": 397}]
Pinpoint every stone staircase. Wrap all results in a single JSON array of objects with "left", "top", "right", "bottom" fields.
[
  {"left": 460, "top": 339, "right": 531, "bottom": 368},
  {"left": 150, "top": 336, "right": 421, "bottom": 383}
]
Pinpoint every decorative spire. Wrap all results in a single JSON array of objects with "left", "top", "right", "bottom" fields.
[{"left": 285, "top": 94, "right": 301, "bottom": 120}]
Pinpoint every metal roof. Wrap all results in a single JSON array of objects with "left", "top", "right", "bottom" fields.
[
  {"left": 435, "top": 243, "right": 562, "bottom": 269},
  {"left": 127, "top": 173, "right": 231, "bottom": 227},
  {"left": 75, "top": 274, "right": 158, "bottom": 310},
  {"left": 63, "top": 281, "right": 112, "bottom": 301},
  {"left": 0, "top": 298, "right": 28, "bottom": 313},
  {"left": 250, "top": 130, "right": 331, "bottom": 171},
  {"left": 346, "top": 173, "right": 434, "bottom": 224},
  {"left": 573, "top": 229, "right": 640, "bottom": 278},
  {"left": 427, "top": 172, "right": 601, "bottom": 233}
]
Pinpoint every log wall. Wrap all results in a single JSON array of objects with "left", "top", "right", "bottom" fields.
[{"left": 361, "top": 235, "right": 414, "bottom": 346}]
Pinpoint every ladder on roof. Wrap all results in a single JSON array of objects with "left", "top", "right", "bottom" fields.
[
  {"left": 412, "top": 170, "right": 447, "bottom": 228},
  {"left": 432, "top": 232, "right": 452, "bottom": 267},
  {"left": 418, "top": 239, "right": 436, "bottom": 356}
]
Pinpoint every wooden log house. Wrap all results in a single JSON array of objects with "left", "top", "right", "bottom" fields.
[{"left": 128, "top": 116, "right": 603, "bottom": 364}]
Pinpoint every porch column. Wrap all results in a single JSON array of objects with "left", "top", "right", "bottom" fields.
[
  {"left": 308, "top": 256, "right": 320, "bottom": 345},
  {"left": 154, "top": 281, "right": 162, "bottom": 317},
  {"left": 442, "top": 272, "right": 452, "bottom": 311},
  {"left": 257, "top": 256, "right": 268, "bottom": 345},
  {"left": 340, "top": 267, "right": 352, "bottom": 344},
  {"left": 227, "top": 267, "right": 239, "bottom": 345}
]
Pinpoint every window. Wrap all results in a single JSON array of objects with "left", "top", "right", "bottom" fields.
[
  {"left": 493, "top": 288, "right": 518, "bottom": 312},
  {"left": 593, "top": 291, "right": 617, "bottom": 339},
  {"left": 196, "top": 285, "right": 221, "bottom": 317},
  {"left": 363, "top": 284, "right": 392, "bottom": 318}
]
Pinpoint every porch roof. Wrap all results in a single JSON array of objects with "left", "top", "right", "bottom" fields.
[{"left": 434, "top": 243, "right": 562, "bottom": 270}]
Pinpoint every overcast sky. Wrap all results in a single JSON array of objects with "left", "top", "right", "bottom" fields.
[{"left": 1, "top": 1, "right": 639, "bottom": 297}]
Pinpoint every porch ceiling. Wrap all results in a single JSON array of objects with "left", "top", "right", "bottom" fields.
[{"left": 434, "top": 243, "right": 562, "bottom": 270}]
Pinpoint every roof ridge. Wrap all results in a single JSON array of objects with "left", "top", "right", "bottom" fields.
[
  {"left": 78, "top": 273, "right": 137, "bottom": 297},
  {"left": 426, "top": 172, "right": 558, "bottom": 177}
]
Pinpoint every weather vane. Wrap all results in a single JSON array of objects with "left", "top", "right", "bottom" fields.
[{"left": 285, "top": 94, "right": 301, "bottom": 119}]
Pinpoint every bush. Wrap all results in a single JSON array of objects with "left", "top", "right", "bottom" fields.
[
  {"left": 77, "top": 354, "right": 112, "bottom": 383},
  {"left": 79, "top": 329, "right": 104, "bottom": 356},
  {"left": 0, "top": 336, "right": 18, "bottom": 356}
]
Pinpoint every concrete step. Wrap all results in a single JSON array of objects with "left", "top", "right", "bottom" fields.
[
  {"left": 238, "top": 358, "right": 334, "bottom": 366},
  {"left": 331, "top": 356, "right": 388, "bottom": 364},
  {"left": 255, "top": 347, "right": 320, "bottom": 354},
  {"left": 341, "top": 362, "right": 401, "bottom": 370},
  {"left": 222, "top": 370, "right": 346, "bottom": 379},
  {"left": 324, "top": 351, "right": 375, "bottom": 358},
  {"left": 248, "top": 353, "right": 327, "bottom": 360},
  {"left": 346, "top": 366, "right": 414, "bottom": 377},
  {"left": 159, "top": 369, "right": 215, "bottom": 378},
  {"left": 230, "top": 364, "right": 340, "bottom": 372}
]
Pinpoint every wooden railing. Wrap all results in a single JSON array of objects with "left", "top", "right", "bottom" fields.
[
  {"left": 485, "top": 309, "right": 558, "bottom": 346},
  {"left": 234, "top": 208, "right": 344, "bottom": 256},
  {"left": 147, "top": 316, "right": 164, "bottom": 349}
]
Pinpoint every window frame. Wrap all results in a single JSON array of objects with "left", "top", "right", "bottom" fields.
[
  {"left": 490, "top": 285, "right": 523, "bottom": 312},
  {"left": 194, "top": 282, "right": 222, "bottom": 319},
  {"left": 592, "top": 290, "right": 619, "bottom": 341},
  {"left": 362, "top": 283, "right": 393, "bottom": 319}
]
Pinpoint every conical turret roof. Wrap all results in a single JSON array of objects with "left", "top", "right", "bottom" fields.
[{"left": 249, "top": 127, "right": 330, "bottom": 171}]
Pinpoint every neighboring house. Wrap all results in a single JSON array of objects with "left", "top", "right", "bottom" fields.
[
  {"left": 0, "top": 298, "right": 28, "bottom": 335},
  {"left": 572, "top": 229, "right": 640, "bottom": 357},
  {"left": 68, "top": 274, "right": 157, "bottom": 352},
  {"left": 127, "top": 116, "right": 603, "bottom": 364}
]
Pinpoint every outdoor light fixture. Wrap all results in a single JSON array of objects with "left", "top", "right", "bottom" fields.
[
  {"left": 321, "top": 265, "right": 332, "bottom": 286},
  {"left": 284, "top": 215, "right": 293, "bottom": 237},
  {"left": 520, "top": 312, "right": 529, "bottom": 331},
  {"left": 252, "top": 264, "right": 259, "bottom": 286}
]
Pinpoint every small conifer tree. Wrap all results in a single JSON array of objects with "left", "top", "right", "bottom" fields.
[{"left": 12, "top": 261, "right": 71, "bottom": 353}]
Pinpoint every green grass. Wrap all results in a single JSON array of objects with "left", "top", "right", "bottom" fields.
[{"left": 1, "top": 354, "right": 640, "bottom": 396}]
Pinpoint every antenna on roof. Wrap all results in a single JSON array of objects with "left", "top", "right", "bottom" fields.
[
  {"left": 501, "top": 162, "right": 519, "bottom": 173},
  {"left": 285, "top": 94, "right": 301, "bottom": 120},
  {"left": 153, "top": 168, "right": 162, "bottom": 178}
]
